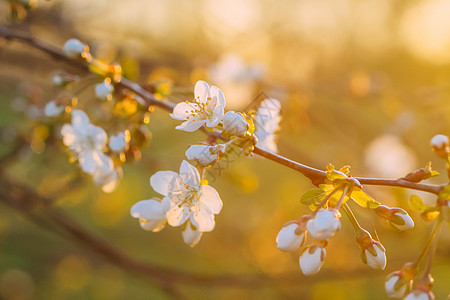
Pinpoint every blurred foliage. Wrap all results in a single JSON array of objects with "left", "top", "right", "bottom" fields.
[{"left": 0, "top": 0, "right": 450, "bottom": 299}]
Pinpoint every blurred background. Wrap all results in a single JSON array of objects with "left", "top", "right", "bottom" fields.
[{"left": 0, "top": 0, "right": 449, "bottom": 299}]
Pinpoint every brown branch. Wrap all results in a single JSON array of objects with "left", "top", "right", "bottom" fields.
[{"left": 0, "top": 26, "right": 443, "bottom": 195}]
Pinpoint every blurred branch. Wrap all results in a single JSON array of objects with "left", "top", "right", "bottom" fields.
[
  {"left": 0, "top": 26, "right": 443, "bottom": 195},
  {"left": 0, "top": 172, "right": 378, "bottom": 291}
]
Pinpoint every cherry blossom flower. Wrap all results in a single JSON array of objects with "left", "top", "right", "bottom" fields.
[
  {"left": 130, "top": 198, "right": 170, "bottom": 232},
  {"left": 185, "top": 144, "right": 223, "bottom": 167},
  {"left": 44, "top": 101, "right": 65, "bottom": 117},
  {"left": 95, "top": 80, "right": 114, "bottom": 100},
  {"left": 276, "top": 223, "right": 305, "bottom": 251},
  {"left": 385, "top": 271, "right": 409, "bottom": 298},
  {"left": 223, "top": 111, "right": 249, "bottom": 136},
  {"left": 171, "top": 80, "right": 225, "bottom": 132},
  {"left": 61, "top": 109, "right": 108, "bottom": 174},
  {"left": 306, "top": 209, "right": 341, "bottom": 240},
  {"left": 299, "top": 246, "right": 326, "bottom": 276},
  {"left": 254, "top": 98, "right": 281, "bottom": 153},
  {"left": 150, "top": 160, "right": 223, "bottom": 233},
  {"left": 357, "top": 228, "right": 387, "bottom": 270},
  {"left": 63, "top": 38, "right": 87, "bottom": 58}
]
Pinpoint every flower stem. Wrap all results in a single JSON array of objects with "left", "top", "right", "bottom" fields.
[
  {"left": 424, "top": 216, "right": 443, "bottom": 275},
  {"left": 342, "top": 203, "right": 361, "bottom": 232},
  {"left": 313, "top": 187, "right": 340, "bottom": 214},
  {"left": 414, "top": 216, "right": 443, "bottom": 268},
  {"left": 335, "top": 185, "right": 350, "bottom": 210}
]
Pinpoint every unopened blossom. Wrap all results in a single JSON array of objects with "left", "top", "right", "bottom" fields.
[
  {"left": 306, "top": 209, "right": 341, "bottom": 241},
  {"left": 385, "top": 271, "right": 409, "bottom": 298},
  {"left": 223, "top": 111, "right": 249, "bottom": 136},
  {"left": 109, "top": 132, "right": 128, "bottom": 153},
  {"left": 171, "top": 80, "right": 225, "bottom": 132},
  {"left": 63, "top": 38, "right": 87, "bottom": 58},
  {"left": 299, "top": 246, "right": 326, "bottom": 276},
  {"left": 357, "top": 228, "right": 386, "bottom": 270},
  {"left": 130, "top": 198, "right": 170, "bottom": 232},
  {"left": 276, "top": 223, "right": 305, "bottom": 251},
  {"left": 430, "top": 134, "right": 449, "bottom": 158},
  {"left": 404, "top": 290, "right": 434, "bottom": 300},
  {"left": 185, "top": 144, "right": 225, "bottom": 167},
  {"left": 374, "top": 205, "right": 414, "bottom": 231},
  {"left": 95, "top": 80, "right": 114, "bottom": 100},
  {"left": 182, "top": 221, "right": 203, "bottom": 247},
  {"left": 44, "top": 101, "right": 65, "bottom": 117},
  {"left": 254, "top": 98, "right": 281, "bottom": 153},
  {"left": 61, "top": 109, "right": 108, "bottom": 174},
  {"left": 150, "top": 160, "right": 223, "bottom": 234}
]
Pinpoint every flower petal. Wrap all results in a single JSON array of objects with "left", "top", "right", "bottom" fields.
[
  {"left": 199, "top": 185, "right": 222, "bottom": 214},
  {"left": 179, "top": 160, "right": 200, "bottom": 188},
  {"left": 175, "top": 120, "right": 205, "bottom": 132},
  {"left": 87, "top": 124, "right": 107, "bottom": 149},
  {"left": 194, "top": 80, "right": 210, "bottom": 103},
  {"left": 150, "top": 171, "right": 178, "bottom": 196},
  {"left": 182, "top": 221, "right": 203, "bottom": 247},
  {"left": 170, "top": 102, "right": 193, "bottom": 120},
  {"left": 210, "top": 85, "right": 226, "bottom": 108},
  {"left": 192, "top": 204, "right": 215, "bottom": 232},
  {"left": 166, "top": 205, "right": 190, "bottom": 227},
  {"left": 79, "top": 150, "right": 99, "bottom": 174},
  {"left": 61, "top": 124, "right": 76, "bottom": 147},
  {"left": 71, "top": 109, "right": 90, "bottom": 128},
  {"left": 130, "top": 199, "right": 167, "bottom": 232}
]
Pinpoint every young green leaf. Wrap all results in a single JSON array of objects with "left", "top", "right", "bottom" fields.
[
  {"left": 409, "top": 194, "right": 424, "bottom": 211},
  {"left": 300, "top": 188, "right": 326, "bottom": 206}
]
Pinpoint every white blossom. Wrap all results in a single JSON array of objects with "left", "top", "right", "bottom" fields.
[
  {"left": 254, "top": 98, "right": 281, "bottom": 153},
  {"left": 185, "top": 145, "right": 220, "bottom": 167},
  {"left": 430, "top": 134, "right": 449, "bottom": 149},
  {"left": 44, "top": 101, "right": 65, "bottom": 117},
  {"left": 306, "top": 209, "right": 341, "bottom": 241},
  {"left": 385, "top": 272, "right": 408, "bottom": 298},
  {"left": 150, "top": 160, "right": 223, "bottom": 235},
  {"left": 130, "top": 198, "right": 170, "bottom": 232},
  {"left": 109, "top": 132, "right": 128, "bottom": 153},
  {"left": 276, "top": 223, "right": 305, "bottom": 251},
  {"left": 63, "top": 38, "right": 86, "bottom": 58},
  {"left": 61, "top": 109, "right": 108, "bottom": 175},
  {"left": 171, "top": 80, "right": 225, "bottom": 132},
  {"left": 95, "top": 80, "right": 114, "bottom": 100},
  {"left": 364, "top": 242, "right": 387, "bottom": 270},
  {"left": 404, "top": 290, "right": 434, "bottom": 300},
  {"left": 391, "top": 210, "right": 414, "bottom": 231},
  {"left": 182, "top": 221, "right": 203, "bottom": 247},
  {"left": 223, "top": 111, "right": 249, "bottom": 136},
  {"left": 299, "top": 246, "right": 326, "bottom": 276}
]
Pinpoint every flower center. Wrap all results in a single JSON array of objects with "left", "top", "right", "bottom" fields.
[{"left": 185, "top": 96, "right": 214, "bottom": 122}]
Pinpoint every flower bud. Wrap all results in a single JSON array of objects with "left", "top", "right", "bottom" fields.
[
  {"left": 357, "top": 228, "right": 386, "bottom": 270},
  {"left": 404, "top": 290, "right": 434, "bottom": 300},
  {"left": 63, "top": 38, "right": 88, "bottom": 59},
  {"left": 185, "top": 144, "right": 221, "bottom": 167},
  {"left": 299, "top": 246, "right": 326, "bottom": 276},
  {"left": 95, "top": 80, "right": 114, "bottom": 100},
  {"left": 109, "top": 132, "right": 128, "bottom": 153},
  {"left": 223, "top": 111, "right": 249, "bottom": 136},
  {"left": 44, "top": 101, "right": 65, "bottom": 117},
  {"left": 374, "top": 205, "right": 414, "bottom": 231},
  {"left": 182, "top": 221, "right": 203, "bottom": 247},
  {"left": 385, "top": 271, "right": 409, "bottom": 298},
  {"left": 276, "top": 223, "right": 305, "bottom": 251},
  {"left": 430, "top": 134, "right": 449, "bottom": 158},
  {"left": 306, "top": 209, "right": 341, "bottom": 240}
]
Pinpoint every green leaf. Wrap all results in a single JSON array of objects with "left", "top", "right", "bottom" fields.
[
  {"left": 351, "top": 190, "right": 379, "bottom": 208},
  {"left": 300, "top": 188, "right": 326, "bottom": 206},
  {"left": 409, "top": 194, "right": 424, "bottom": 211}
]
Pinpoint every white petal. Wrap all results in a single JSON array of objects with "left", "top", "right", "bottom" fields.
[
  {"left": 87, "top": 124, "right": 107, "bottom": 149},
  {"left": 61, "top": 124, "right": 76, "bottom": 147},
  {"left": 182, "top": 221, "right": 203, "bottom": 247},
  {"left": 185, "top": 145, "right": 217, "bottom": 166},
  {"left": 191, "top": 204, "right": 215, "bottom": 232},
  {"left": 199, "top": 185, "right": 222, "bottom": 214},
  {"left": 166, "top": 205, "right": 190, "bottom": 227},
  {"left": 130, "top": 199, "right": 167, "bottom": 232},
  {"left": 276, "top": 224, "right": 304, "bottom": 251},
  {"left": 179, "top": 160, "right": 200, "bottom": 188},
  {"left": 170, "top": 102, "right": 193, "bottom": 120},
  {"left": 209, "top": 85, "right": 226, "bottom": 108},
  {"left": 150, "top": 171, "right": 178, "bottom": 196},
  {"left": 365, "top": 243, "right": 386, "bottom": 270},
  {"left": 385, "top": 274, "right": 407, "bottom": 298},
  {"left": 299, "top": 247, "right": 326, "bottom": 276},
  {"left": 71, "top": 109, "right": 90, "bottom": 128},
  {"left": 45, "top": 101, "right": 64, "bottom": 117},
  {"left": 79, "top": 151, "right": 98, "bottom": 174},
  {"left": 63, "top": 38, "right": 85, "bottom": 58},
  {"left": 109, "top": 132, "right": 127, "bottom": 152},
  {"left": 175, "top": 120, "right": 206, "bottom": 132},
  {"left": 194, "top": 80, "right": 210, "bottom": 103}
]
